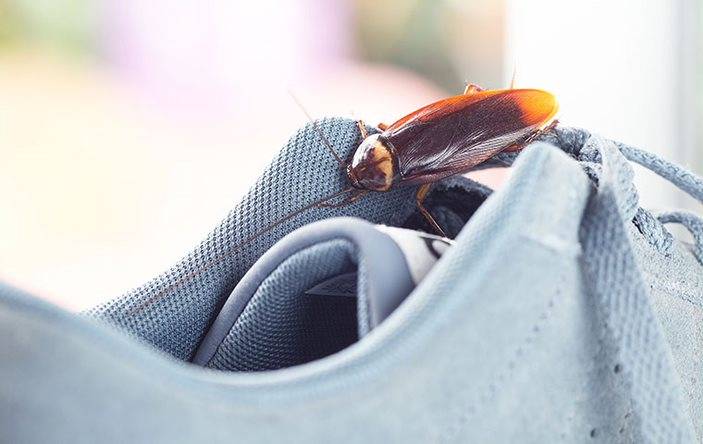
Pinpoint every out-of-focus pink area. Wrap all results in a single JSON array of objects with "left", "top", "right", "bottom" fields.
[
  {"left": 102, "top": 1, "right": 354, "bottom": 116},
  {"left": 1, "top": 1, "right": 510, "bottom": 310}
]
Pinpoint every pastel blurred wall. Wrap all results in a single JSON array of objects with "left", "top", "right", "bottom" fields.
[
  {"left": 0, "top": 0, "right": 699, "bottom": 309},
  {"left": 508, "top": 0, "right": 701, "bottom": 210}
]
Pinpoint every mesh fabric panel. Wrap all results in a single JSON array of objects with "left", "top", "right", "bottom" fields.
[
  {"left": 86, "top": 118, "right": 421, "bottom": 360},
  {"left": 207, "top": 240, "right": 358, "bottom": 371}
]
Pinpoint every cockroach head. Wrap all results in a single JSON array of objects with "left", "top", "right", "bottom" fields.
[{"left": 347, "top": 134, "right": 395, "bottom": 192}]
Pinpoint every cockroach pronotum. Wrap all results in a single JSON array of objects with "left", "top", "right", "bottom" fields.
[{"left": 300, "top": 82, "right": 559, "bottom": 236}]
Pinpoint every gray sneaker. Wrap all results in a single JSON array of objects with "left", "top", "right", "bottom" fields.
[{"left": 0, "top": 118, "right": 701, "bottom": 443}]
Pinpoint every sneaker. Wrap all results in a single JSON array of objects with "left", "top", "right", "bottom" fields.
[{"left": 0, "top": 118, "right": 700, "bottom": 442}]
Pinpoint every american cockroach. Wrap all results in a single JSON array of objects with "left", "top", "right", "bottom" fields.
[
  {"left": 303, "top": 83, "right": 559, "bottom": 236},
  {"left": 130, "top": 83, "right": 558, "bottom": 312}
]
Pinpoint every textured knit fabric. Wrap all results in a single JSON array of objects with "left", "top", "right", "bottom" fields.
[
  {"left": 1, "top": 119, "right": 701, "bottom": 442},
  {"left": 206, "top": 240, "right": 358, "bottom": 371},
  {"left": 85, "top": 118, "right": 490, "bottom": 361},
  {"left": 193, "top": 217, "right": 438, "bottom": 369},
  {"left": 85, "top": 119, "right": 422, "bottom": 360}
]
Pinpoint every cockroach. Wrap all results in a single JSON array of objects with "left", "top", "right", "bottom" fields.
[
  {"left": 303, "top": 83, "right": 559, "bottom": 236},
  {"left": 130, "top": 83, "right": 558, "bottom": 312}
]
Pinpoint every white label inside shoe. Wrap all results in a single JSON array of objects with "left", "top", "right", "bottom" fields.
[{"left": 375, "top": 225, "right": 454, "bottom": 284}]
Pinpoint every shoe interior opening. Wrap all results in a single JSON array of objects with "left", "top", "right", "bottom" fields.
[
  {"left": 202, "top": 178, "right": 491, "bottom": 372},
  {"left": 403, "top": 179, "right": 491, "bottom": 239}
]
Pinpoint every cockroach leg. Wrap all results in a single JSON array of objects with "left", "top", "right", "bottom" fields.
[
  {"left": 504, "top": 119, "right": 560, "bottom": 152},
  {"left": 543, "top": 118, "right": 559, "bottom": 133},
  {"left": 416, "top": 184, "right": 447, "bottom": 237},
  {"left": 377, "top": 122, "right": 389, "bottom": 131},
  {"left": 527, "top": 118, "right": 560, "bottom": 144},
  {"left": 463, "top": 83, "right": 484, "bottom": 95},
  {"left": 356, "top": 120, "right": 369, "bottom": 139}
]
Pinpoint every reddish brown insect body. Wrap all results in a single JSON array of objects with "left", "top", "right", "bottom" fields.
[{"left": 344, "top": 84, "right": 559, "bottom": 235}]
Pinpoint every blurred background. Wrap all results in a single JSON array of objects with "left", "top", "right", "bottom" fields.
[{"left": 0, "top": 0, "right": 700, "bottom": 309}]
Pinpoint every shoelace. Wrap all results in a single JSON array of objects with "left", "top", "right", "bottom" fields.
[
  {"left": 611, "top": 140, "right": 703, "bottom": 263},
  {"left": 489, "top": 127, "right": 703, "bottom": 261},
  {"left": 486, "top": 128, "right": 700, "bottom": 442}
]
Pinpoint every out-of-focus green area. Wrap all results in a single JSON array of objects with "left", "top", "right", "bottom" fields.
[
  {"left": 0, "top": 0, "right": 97, "bottom": 54},
  {"left": 355, "top": 0, "right": 504, "bottom": 91},
  {"left": 355, "top": 0, "right": 460, "bottom": 90}
]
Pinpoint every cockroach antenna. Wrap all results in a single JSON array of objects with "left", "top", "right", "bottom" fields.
[
  {"left": 287, "top": 90, "right": 347, "bottom": 168},
  {"left": 509, "top": 62, "right": 518, "bottom": 89}
]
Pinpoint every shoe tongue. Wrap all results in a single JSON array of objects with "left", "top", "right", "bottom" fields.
[{"left": 192, "top": 218, "right": 452, "bottom": 371}]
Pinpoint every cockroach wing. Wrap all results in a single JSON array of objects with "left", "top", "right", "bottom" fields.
[{"left": 384, "top": 89, "right": 558, "bottom": 185}]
